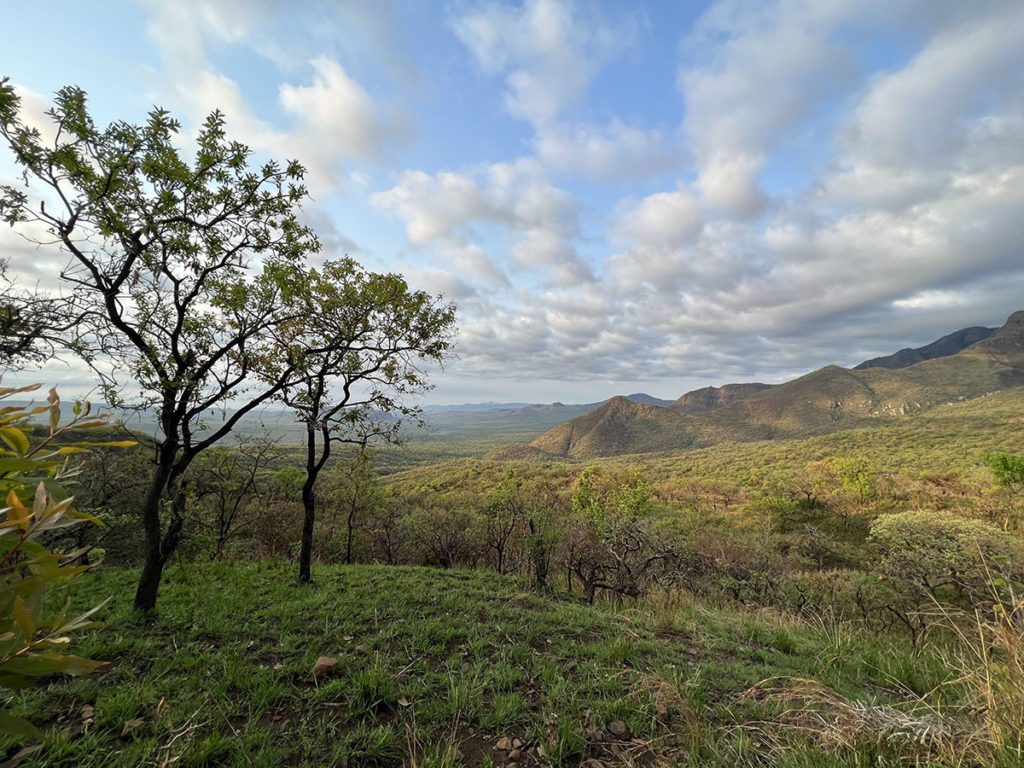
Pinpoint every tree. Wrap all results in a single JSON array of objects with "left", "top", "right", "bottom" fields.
[
  {"left": 0, "top": 258, "right": 77, "bottom": 371},
  {"left": 483, "top": 477, "right": 525, "bottom": 574},
  {"left": 868, "top": 510, "right": 1021, "bottom": 600},
  {"left": 189, "top": 434, "right": 281, "bottom": 559},
  {"left": 319, "top": 450, "right": 383, "bottom": 565},
  {"left": 0, "top": 83, "right": 319, "bottom": 610},
  {"left": 265, "top": 259, "right": 455, "bottom": 583}
]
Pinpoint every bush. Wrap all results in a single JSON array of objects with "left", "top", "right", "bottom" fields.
[
  {"left": 868, "top": 509, "right": 1022, "bottom": 602},
  {"left": 0, "top": 384, "right": 132, "bottom": 739}
]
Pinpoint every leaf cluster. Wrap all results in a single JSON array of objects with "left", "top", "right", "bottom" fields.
[{"left": 0, "top": 383, "right": 134, "bottom": 740}]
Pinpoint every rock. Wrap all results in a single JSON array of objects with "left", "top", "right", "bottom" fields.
[
  {"left": 80, "top": 705, "right": 95, "bottom": 721},
  {"left": 354, "top": 644, "right": 370, "bottom": 654},
  {"left": 608, "top": 720, "right": 630, "bottom": 740},
  {"left": 512, "top": 738, "right": 523, "bottom": 748},
  {"left": 508, "top": 749, "right": 522, "bottom": 760},
  {"left": 496, "top": 736, "right": 513, "bottom": 751},
  {"left": 120, "top": 718, "right": 144, "bottom": 738},
  {"left": 311, "top": 656, "right": 339, "bottom": 680}
]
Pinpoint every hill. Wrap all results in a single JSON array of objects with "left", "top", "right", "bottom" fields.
[
  {"left": 670, "top": 382, "right": 773, "bottom": 413},
  {"left": 529, "top": 311, "right": 1024, "bottom": 458},
  {"left": 13, "top": 561, "right": 971, "bottom": 768},
  {"left": 529, "top": 396, "right": 694, "bottom": 458}
]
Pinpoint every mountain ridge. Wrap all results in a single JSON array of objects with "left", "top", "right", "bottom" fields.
[{"left": 528, "top": 311, "right": 1024, "bottom": 459}]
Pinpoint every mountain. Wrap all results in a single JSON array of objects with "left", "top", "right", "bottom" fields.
[
  {"left": 670, "top": 383, "right": 773, "bottom": 413},
  {"left": 854, "top": 325, "right": 995, "bottom": 370},
  {"left": 529, "top": 396, "right": 694, "bottom": 459},
  {"left": 622, "top": 392, "right": 676, "bottom": 407},
  {"left": 529, "top": 311, "right": 1024, "bottom": 458}
]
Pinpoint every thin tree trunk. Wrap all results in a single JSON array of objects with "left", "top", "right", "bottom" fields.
[
  {"left": 298, "top": 427, "right": 317, "bottom": 584},
  {"left": 133, "top": 445, "right": 175, "bottom": 612}
]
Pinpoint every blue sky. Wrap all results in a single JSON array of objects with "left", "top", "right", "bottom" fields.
[{"left": 4, "top": 0, "right": 1024, "bottom": 404}]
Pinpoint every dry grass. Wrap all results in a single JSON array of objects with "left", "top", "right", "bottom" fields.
[
  {"left": 931, "top": 578, "right": 1024, "bottom": 765},
  {"left": 740, "top": 676, "right": 967, "bottom": 763}
]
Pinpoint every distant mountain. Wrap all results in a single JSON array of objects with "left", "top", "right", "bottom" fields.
[
  {"left": 416, "top": 393, "right": 673, "bottom": 441},
  {"left": 670, "top": 383, "right": 773, "bottom": 413},
  {"left": 529, "top": 311, "right": 1024, "bottom": 459},
  {"left": 530, "top": 396, "right": 694, "bottom": 459},
  {"left": 622, "top": 393, "right": 676, "bottom": 407},
  {"left": 422, "top": 402, "right": 532, "bottom": 413},
  {"left": 854, "top": 326, "right": 995, "bottom": 370}
]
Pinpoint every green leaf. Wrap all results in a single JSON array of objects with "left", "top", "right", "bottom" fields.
[
  {"left": 0, "top": 459, "right": 42, "bottom": 474},
  {"left": 0, "top": 709, "right": 42, "bottom": 741},
  {"left": 11, "top": 597, "right": 34, "bottom": 637},
  {"left": 0, "top": 429, "right": 29, "bottom": 458}
]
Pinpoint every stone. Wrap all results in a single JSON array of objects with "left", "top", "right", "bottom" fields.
[
  {"left": 508, "top": 749, "right": 522, "bottom": 760},
  {"left": 120, "top": 718, "right": 144, "bottom": 738},
  {"left": 354, "top": 644, "right": 370, "bottom": 654},
  {"left": 512, "top": 738, "right": 523, "bottom": 748},
  {"left": 311, "top": 656, "right": 339, "bottom": 680},
  {"left": 496, "top": 736, "right": 513, "bottom": 751},
  {"left": 608, "top": 720, "right": 630, "bottom": 740}
]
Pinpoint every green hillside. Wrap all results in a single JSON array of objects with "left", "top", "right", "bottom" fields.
[{"left": 5, "top": 562, "right": 995, "bottom": 768}]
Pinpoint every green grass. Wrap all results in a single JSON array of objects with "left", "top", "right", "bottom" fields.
[{"left": 0, "top": 561, "right": 988, "bottom": 767}]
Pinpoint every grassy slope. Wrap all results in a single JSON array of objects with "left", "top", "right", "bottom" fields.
[{"left": 5, "top": 563, "right": 959, "bottom": 768}]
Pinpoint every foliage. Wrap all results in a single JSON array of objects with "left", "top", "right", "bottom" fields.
[
  {"left": 0, "top": 383, "right": 133, "bottom": 740},
  {"left": 264, "top": 258, "right": 455, "bottom": 583},
  {"left": 984, "top": 451, "right": 1024, "bottom": 490},
  {"left": 0, "top": 80, "right": 321, "bottom": 610},
  {"left": 868, "top": 510, "right": 1020, "bottom": 599}
]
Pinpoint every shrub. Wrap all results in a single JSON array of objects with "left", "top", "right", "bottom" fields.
[{"left": 0, "top": 384, "right": 132, "bottom": 739}]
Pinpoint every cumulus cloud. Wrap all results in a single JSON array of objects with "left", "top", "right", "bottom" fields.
[
  {"left": 371, "top": 161, "right": 590, "bottom": 287},
  {"left": 137, "top": 1, "right": 410, "bottom": 194},
  {"left": 534, "top": 120, "right": 683, "bottom": 180},
  {"left": 451, "top": 0, "right": 636, "bottom": 126}
]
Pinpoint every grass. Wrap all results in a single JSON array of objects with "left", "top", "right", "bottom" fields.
[{"left": 0, "top": 561, "right": 999, "bottom": 766}]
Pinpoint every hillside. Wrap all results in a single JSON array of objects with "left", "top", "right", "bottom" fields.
[
  {"left": 11, "top": 562, "right": 975, "bottom": 768},
  {"left": 529, "top": 396, "right": 694, "bottom": 458},
  {"left": 670, "top": 382, "right": 773, "bottom": 413},
  {"left": 854, "top": 325, "right": 995, "bottom": 369},
  {"left": 529, "top": 311, "right": 1024, "bottom": 459}
]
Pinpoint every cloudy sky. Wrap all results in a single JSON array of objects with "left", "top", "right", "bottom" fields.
[{"left": 4, "top": 0, "right": 1024, "bottom": 405}]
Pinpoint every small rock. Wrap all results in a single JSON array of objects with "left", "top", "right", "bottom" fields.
[
  {"left": 354, "top": 644, "right": 370, "bottom": 654},
  {"left": 508, "top": 749, "right": 522, "bottom": 760},
  {"left": 496, "top": 736, "right": 513, "bottom": 751},
  {"left": 608, "top": 720, "right": 630, "bottom": 740},
  {"left": 311, "top": 656, "right": 339, "bottom": 680},
  {"left": 80, "top": 705, "right": 95, "bottom": 721},
  {"left": 512, "top": 738, "right": 523, "bottom": 749},
  {"left": 120, "top": 718, "right": 145, "bottom": 738}
]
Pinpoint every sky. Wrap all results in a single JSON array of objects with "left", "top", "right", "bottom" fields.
[{"left": 3, "top": 0, "right": 1024, "bottom": 405}]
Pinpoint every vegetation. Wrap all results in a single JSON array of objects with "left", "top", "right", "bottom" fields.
[
  {"left": 7, "top": 561, "right": 1023, "bottom": 768},
  {"left": 3, "top": 78, "right": 1024, "bottom": 767},
  {"left": 0, "top": 384, "right": 133, "bottom": 745},
  {"left": 268, "top": 258, "right": 455, "bottom": 583}
]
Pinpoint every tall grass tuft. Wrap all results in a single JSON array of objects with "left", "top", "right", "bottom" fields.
[{"left": 934, "top": 577, "right": 1024, "bottom": 765}]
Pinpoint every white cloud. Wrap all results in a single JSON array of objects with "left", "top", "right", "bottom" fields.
[
  {"left": 372, "top": 161, "right": 589, "bottom": 287},
  {"left": 451, "top": 0, "right": 635, "bottom": 126},
  {"left": 612, "top": 189, "right": 703, "bottom": 250},
  {"left": 279, "top": 56, "right": 391, "bottom": 162},
  {"left": 534, "top": 120, "right": 682, "bottom": 180}
]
